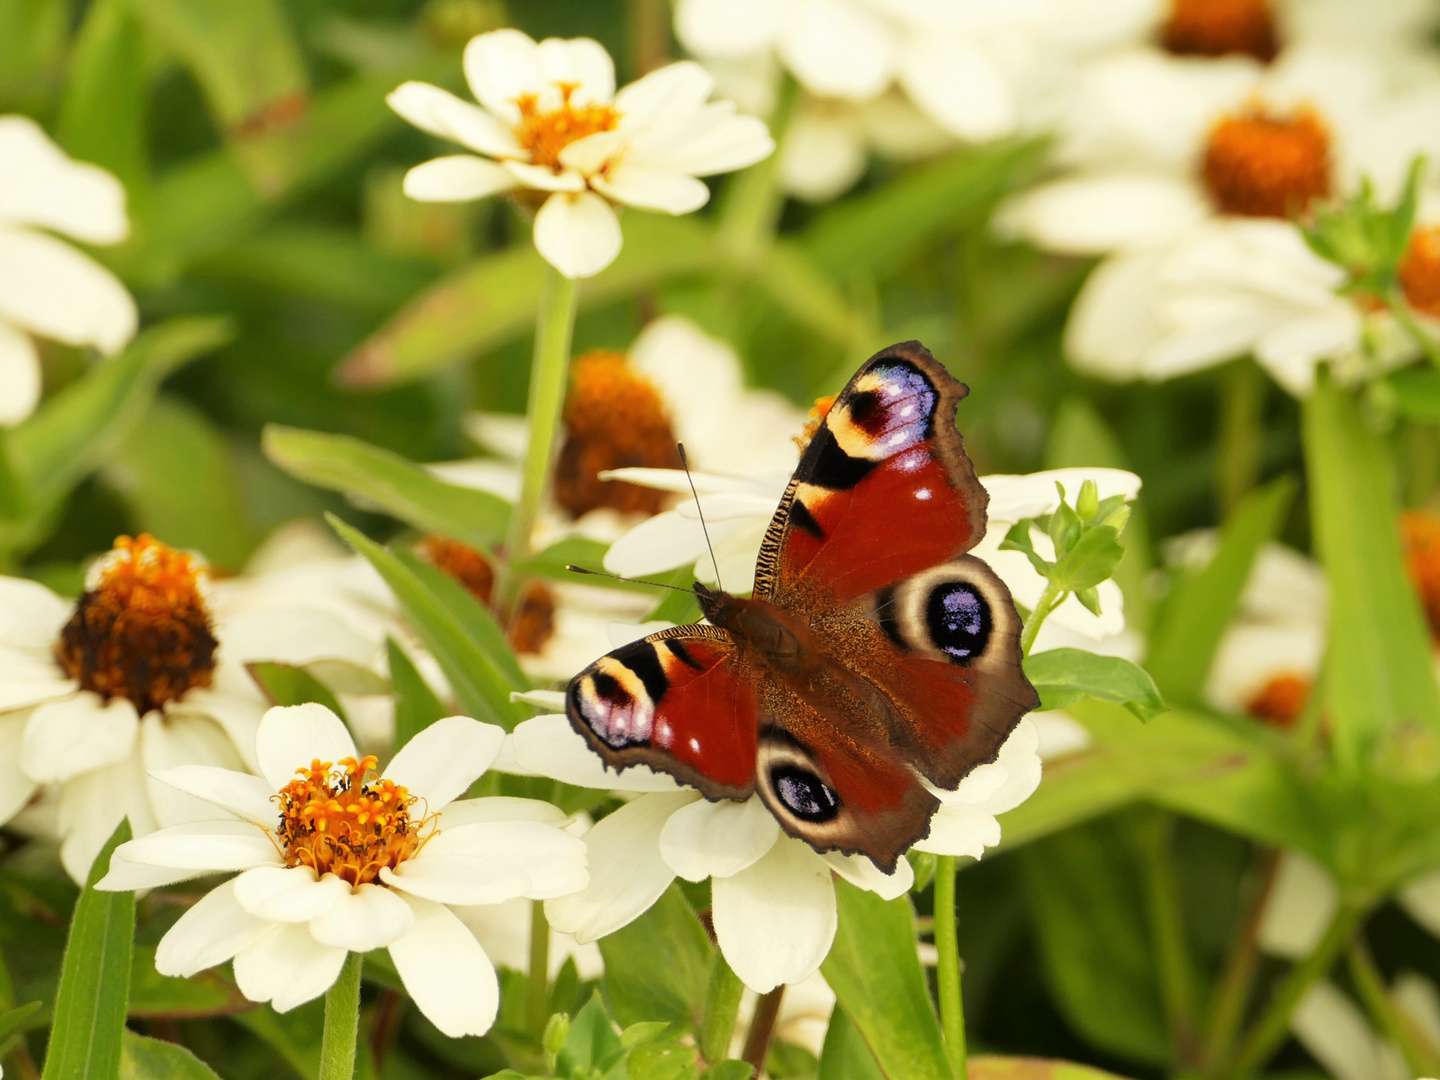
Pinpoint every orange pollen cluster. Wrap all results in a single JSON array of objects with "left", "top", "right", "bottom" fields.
[
  {"left": 794, "top": 395, "right": 837, "bottom": 453},
  {"left": 1401, "top": 510, "right": 1440, "bottom": 643},
  {"left": 55, "top": 534, "right": 217, "bottom": 715},
  {"left": 1399, "top": 226, "right": 1440, "bottom": 319},
  {"left": 415, "top": 535, "right": 556, "bottom": 655},
  {"left": 1245, "top": 672, "right": 1311, "bottom": 729},
  {"left": 1162, "top": 0, "right": 1278, "bottom": 62},
  {"left": 556, "top": 350, "right": 681, "bottom": 517},
  {"left": 1202, "top": 107, "right": 1331, "bottom": 219},
  {"left": 513, "top": 83, "right": 620, "bottom": 171},
  {"left": 274, "top": 756, "right": 425, "bottom": 887}
]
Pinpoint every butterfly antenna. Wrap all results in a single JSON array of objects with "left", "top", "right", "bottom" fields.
[
  {"left": 678, "top": 442, "right": 722, "bottom": 591},
  {"left": 564, "top": 565, "right": 696, "bottom": 594}
]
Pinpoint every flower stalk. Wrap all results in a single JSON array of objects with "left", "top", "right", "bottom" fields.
[
  {"left": 717, "top": 76, "right": 797, "bottom": 266},
  {"left": 318, "top": 952, "right": 364, "bottom": 1080},
  {"left": 933, "top": 854, "right": 967, "bottom": 1079},
  {"left": 497, "top": 265, "right": 580, "bottom": 609},
  {"left": 698, "top": 951, "right": 746, "bottom": 1065},
  {"left": 1347, "top": 935, "right": 1440, "bottom": 1078},
  {"left": 1019, "top": 581, "right": 1063, "bottom": 656}
]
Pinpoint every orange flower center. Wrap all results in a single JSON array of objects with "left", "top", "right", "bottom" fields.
[
  {"left": 415, "top": 535, "right": 556, "bottom": 655},
  {"left": 794, "top": 395, "right": 837, "bottom": 454},
  {"left": 514, "top": 83, "right": 620, "bottom": 171},
  {"left": 556, "top": 350, "right": 681, "bottom": 518},
  {"left": 1245, "top": 672, "right": 1311, "bottom": 729},
  {"left": 1402, "top": 510, "right": 1440, "bottom": 643},
  {"left": 1162, "top": 0, "right": 1278, "bottom": 62},
  {"left": 55, "top": 534, "right": 217, "bottom": 715},
  {"left": 1202, "top": 107, "right": 1331, "bottom": 218},
  {"left": 274, "top": 755, "right": 426, "bottom": 887},
  {"left": 1399, "top": 226, "right": 1440, "bottom": 319}
]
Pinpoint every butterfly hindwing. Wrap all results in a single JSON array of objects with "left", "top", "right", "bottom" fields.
[
  {"left": 755, "top": 341, "right": 988, "bottom": 607},
  {"left": 566, "top": 626, "right": 758, "bottom": 799}
]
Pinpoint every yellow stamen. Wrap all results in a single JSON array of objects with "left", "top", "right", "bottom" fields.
[
  {"left": 1202, "top": 106, "right": 1331, "bottom": 219},
  {"left": 1399, "top": 226, "right": 1440, "bottom": 320},
  {"left": 513, "top": 83, "right": 620, "bottom": 172},
  {"left": 794, "top": 395, "right": 837, "bottom": 454},
  {"left": 1245, "top": 672, "right": 1310, "bottom": 729},
  {"left": 1402, "top": 510, "right": 1440, "bottom": 644},
  {"left": 1162, "top": 0, "right": 1278, "bottom": 62}
]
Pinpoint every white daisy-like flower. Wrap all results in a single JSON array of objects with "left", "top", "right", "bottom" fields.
[
  {"left": 602, "top": 464, "right": 1142, "bottom": 642},
  {"left": 97, "top": 703, "right": 588, "bottom": 1038},
  {"left": 0, "top": 115, "right": 137, "bottom": 426},
  {"left": 0, "top": 534, "right": 388, "bottom": 883},
  {"left": 387, "top": 30, "right": 773, "bottom": 279},
  {"left": 511, "top": 700, "right": 1041, "bottom": 992}
]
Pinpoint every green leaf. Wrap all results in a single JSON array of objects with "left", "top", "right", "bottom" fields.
[
  {"left": 700, "top": 1063, "right": 753, "bottom": 1080},
  {"left": 336, "top": 213, "right": 715, "bottom": 387},
  {"left": 247, "top": 662, "right": 347, "bottom": 718},
  {"left": 513, "top": 536, "right": 658, "bottom": 593},
  {"left": 41, "top": 819, "right": 135, "bottom": 1080},
  {"left": 1143, "top": 476, "right": 1294, "bottom": 705},
  {"left": 628, "top": 1040, "right": 703, "bottom": 1080},
  {"left": 969, "top": 1057, "right": 1137, "bottom": 1080},
  {"left": 57, "top": 0, "right": 149, "bottom": 198},
  {"left": 599, "top": 884, "right": 713, "bottom": 1031},
  {"left": 1386, "top": 366, "right": 1440, "bottom": 420},
  {"left": 0, "top": 430, "right": 23, "bottom": 519},
  {"left": 127, "top": 946, "right": 251, "bottom": 1019},
  {"left": 1018, "top": 819, "right": 1169, "bottom": 1066},
  {"left": 1304, "top": 375, "right": 1440, "bottom": 774},
  {"left": 263, "top": 425, "right": 510, "bottom": 551},
  {"left": 388, "top": 637, "right": 447, "bottom": 751},
  {"left": 1024, "top": 649, "right": 1165, "bottom": 721},
  {"left": 818, "top": 1006, "right": 884, "bottom": 1080},
  {"left": 330, "top": 516, "right": 526, "bottom": 729},
  {"left": 1047, "top": 525, "right": 1125, "bottom": 594},
  {"left": 821, "top": 880, "right": 953, "bottom": 1080},
  {"left": 558, "top": 992, "right": 625, "bottom": 1077},
  {"left": 0, "top": 1000, "right": 41, "bottom": 1044},
  {"left": 119, "top": 1028, "right": 221, "bottom": 1079},
  {"left": 751, "top": 240, "right": 876, "bottom": 350},
  {"left": 103, "top": 395, "right": 255, "bottom": 570},
  {"left": 999, "top": 521, "right": 1052, "bottom": 578}
]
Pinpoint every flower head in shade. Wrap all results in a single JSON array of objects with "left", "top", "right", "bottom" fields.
[
  {"left": 0, "top": 534, "right": 391, "bottom": 883},
  {"left": 98, "top": 704, "right": 587, "bottom": 1037},
  {"left": 510, "top": 697, "right": 1040, "bottom": 992},
  {"left": 388, "top": 30, "right": 773, "bottom": 279},
  {"left": 0, "top": 116, "right": 137, "bottom": 425}
]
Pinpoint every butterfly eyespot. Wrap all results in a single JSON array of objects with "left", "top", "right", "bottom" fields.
[
  {"left": 770, "top": 764, "right": 840, "bottom": 822},
  {"left": 926, "top": 581, "right": 992, "bottom": 663}
]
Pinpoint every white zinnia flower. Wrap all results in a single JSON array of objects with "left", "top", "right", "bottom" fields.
[
  {"left": 0, "top": 116, "right": 137, "bottom": 425},
  {"left": 97, "top": 704, "right": 588, "bottom": 1037},
  {"left": 512, "top": 701, "right": 1041, "bottom": 992},
  {"left": 0, "top": 534, "right": 389, "bottom": 883},
  {"left": 388, "top": 30, "right": 773, "bottom": 279}
]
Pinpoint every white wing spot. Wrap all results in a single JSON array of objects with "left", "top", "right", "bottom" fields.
[
  {"left": 688, "top": 737, "right": 701, "bottom": 752},
  {"left": 916, "top": 488, "right": 932, "bottom": 500}
]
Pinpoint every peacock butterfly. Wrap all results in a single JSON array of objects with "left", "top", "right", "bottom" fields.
[{"left": 565, "top": 342, "right": 1039, "bottom": 872}]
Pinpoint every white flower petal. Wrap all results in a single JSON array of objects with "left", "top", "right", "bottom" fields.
[
  {"left": 233, "top": 922, "right": 348, "bottom": 1012},
  {"left": 233, "top": 865, "right": 349, "bottom": 922},
  {"left": 439, "top": 795, "right": 568, "bottom": 828},
  {"left": 1064, "top": 247, "right": 1168, "bottom": 380},
  {"left": 535, "top": 37, "right": 615, "bottom": 105},
  {"left": 631, "top": 108, "right": 775, "bottom": 176},
  {"left": 218, "top": 607, "right": 378, "bottom": 668},
  {"left": 0, "top": 227, "right": 136, "bottom": 354},
  {"left": 308, "top": 881, "right": 415, "bottom": 951},
  {"left": 911, "top": 804, "right": 1000, "bottom": 859},
  {"left": 20, "top": 693, "right": 138, "bottom": 782},
  {"left": 147, "top": 765, "right": 277, "bottom": 825},
  {"left": 154, "top": 879, "right": 270, "bottom": 977},
  {"left": 592, "top": 167, "right": 710, "bottom": 214},
  {"left": 465, "top": 29, "right": 545, "bottom": 124},
  {"left": 901, "top": 36, "right": 1014, "bottom": 141},
  {"left": 98, "top": 851, "right": 208, "bottom": 891},
  {"left": 778, "top": 0, "right": 895, "bottom": 100},
  {"left": 0, "top": 116, "right": 128, "bottom": 243},
  {"left": 0, "top": 714, "right": 38, "bottom": 824},
  {"left": 382, "top": 819, "right": 588, "bottom": 904},
  {"left": 823, "top": 849, "right": 913, "bottom": 900},
  {"left": 779, "top": 112, "right": 868, "bottom": 202},
  {"left": 659, "top": 795, "right": 778, "bottom": 881},
  {"left": 532, "top": 191, "right": 622, "bottom": 279},
  {"left": 57, "top": 750, "right": 156, "bottom": 884},
  {"left": 1291, "top": 981, "right": 1384, "bottom": 1080},
  {"left": 389, "top": 893, "right": 500, "bottom": 1038},
  {"left": 0, "top": 576, "right": 72, "bottom": 649},
  {"left": 712, "top": 836, "right": 837, "bottom": 993},
  {"left": 119, "top": 820, "right": 283, "bottom": 873},
  {"left": 1398, "top": 871, "right": 1440, "bottom": 938},
  {"left": 513, "top": 713, "right": 681, "bottom": 791},
  {"left": 1258, "top": 851, "right": 1337, "bottom": 959},
  {"left": 140, "top": 713, "right": 246, "bottom": 828},
  {"left": 383, "top": 715, "right": 504, "bottom": 809},
  {"left": 0, "top": 320, "right": 40, "bottom": 426},
  {"left": 402, "top": 155, "right": 517, "bottom": 202},
  {"left": 614, "top": 61, "right": 716, "bottom": 129},
  {"left": 385, "top": 82, "right": 523, "bottom": 157},
  {"left": 603, "top": 510, "right": 711, "bottom": 577},
  {"left": 998, "top": 174, "right": 1208, "bottom": 256},
  {"left": 503, "top": 160, "right": 587, "bottom": 193},
  {"left": 982, "top": 468, "right": 1142, "bottom": 524},
  {"left": 255, "top": 703, "right": 357, "bottom": 791},
  {"left": 545, "top": 791, "right": 695, "bottom": 943},
  {"left": 170, "top": 679, "right": 266, "bottom": 773},
  {"left": 674, "top": 0, "right": 781, "bottom": 59}
]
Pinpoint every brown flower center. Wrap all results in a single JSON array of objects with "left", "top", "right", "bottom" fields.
[
  {"left": 1399, "top": 226, "right": 1440, "bottom": 319},
  {"left": 415, "top": 535, "right": 556, "bottom": 655},
  {"left": 1162, "top": 0, "right": 1279, "bottom": 62},
  {"left": 1402, "top": 510, "right": 1440, "bottom": 643},
  {"left": 1245, "top": 672, "right": 1311, "bottom": 729},
  {"left": 274, "top": 756, "right": 425, "bottom": 887},
  {"left": 1202, "top": 107, "right": 1331, "bottom": 218},
  {"left": 555, "top": 350, "right": 681, "bottom": 518},
  {"left": 794, "top": 395, "right": 836, "bottom": 454},
  {"left": 55, "top": 534, "right": 217, "bottom": 715},
  {"left": 514, "top": 83, "right": 620, "bottom": 171}
]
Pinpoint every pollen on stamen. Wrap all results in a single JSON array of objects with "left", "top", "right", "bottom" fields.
[
  {"left": 1401, "top": 510, "right": 1440, "bottom": 643},
  {"left": 415, "top": 534, "right": 557, "bottom": 655},
  {"left": 273, "top": 755, "right": 431, "bottom": 887},
  {"left": 794, "top": 395, "right": 837, "bottom": 454},
  {"left": 54, "top": 534, "right": 217, "bottom": 715},
  {"left": 1162, "top": 0, "right": 1278, "bottom": 62},
  {"left": 513, "top": 82, "right": 621, "bottom": 172},
  {"left": 1399, "top": 226, "right": 1440, "bottom": 320},
  {"left": 1245, "top": 672, "right": 1310, "bottom": 729},
  {"left": 1202, "top": 106, "right": 1331, "bottom": 219}
]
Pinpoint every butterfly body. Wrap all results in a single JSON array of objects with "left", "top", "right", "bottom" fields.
[{"left": 567, "top": 343, "right": 1039, "bottom": 871}]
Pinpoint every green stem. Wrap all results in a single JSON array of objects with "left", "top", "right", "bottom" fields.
[
  {"left": 496, "top": 266, "right": 579, "bottom": 608},
  {"left": 716, "top": 75, "right": 798, "bottom": 266},
  {"left": 1389, "top": 292, "right": 1440, "bottom": 368},
  {"left": 933, "top": 854, "right": 967, "bottom": 1080},
  {"left": 740, "top": 986, "right": 786, "bottom": 1073},
  {"left": 1217, "top": 359, "right": 1266, "bottom": 519},
  {"left": 1132, "top": 812, "right": 1198, "bottom": 1067},
  {"left": 1201, "top": 850, "right": 1279, "bottom": 1073},
  {"left": 1226, "top": 902, "right": 1363, "bottom": 1079},
  {"left": 318, "top": 952, "right": 363, "bottom": 1080},
  {"left": 1347, "top": 935, "right": 1440, "bottom": 1078},
  {"left": 698, "top": 952, "right": 746, "bottom": 1065},
  {"left": 0, "top": 428, "right": 24, "bottom": 520},
  {"left": 527, "top": 899, "right": 551, "bottom": 1041},
  {"left": 1019, "top": 582, "right": 1064, "bottom": 657}
]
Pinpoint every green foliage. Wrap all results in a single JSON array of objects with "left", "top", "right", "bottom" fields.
[
  {"left": 388, "top": 635, "right": 448, "bottom": 750},
  {"left": 1023, "top": 648, "right": 1164, "bottom": 721},
  {"left": 120, "top": 1029, "right": 222, "bottom": 1080},
  {"left": 1303, "top": 158, "right": 1424, "bottom": 298},
  {"left": 598, "top": 885, "right": 713, "bottom": 1032}
]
